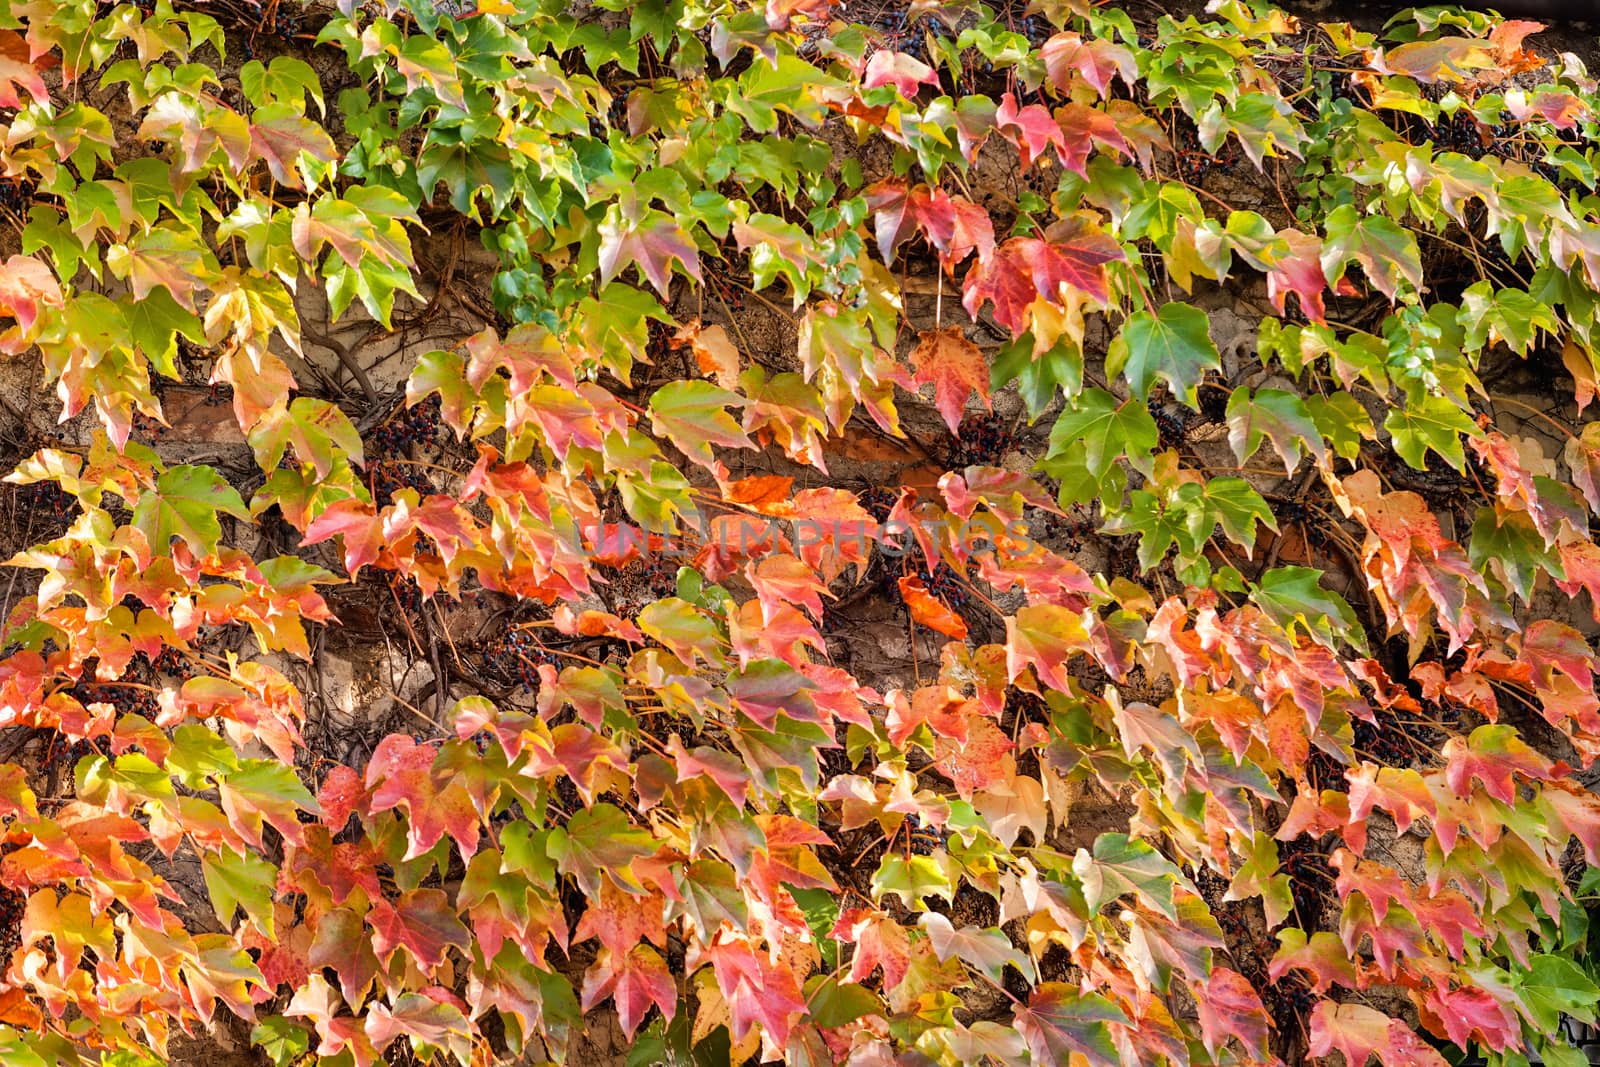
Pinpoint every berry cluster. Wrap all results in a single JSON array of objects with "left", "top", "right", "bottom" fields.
[
  {"left": 858, "top": 486, "right": 899, "bottom": 523},
  {"left": 1170, "top": 117, "right": 1243, "bottom": 185},
  {"left": 388, "top": 573, "right": 423, "bottom": 614},
  {"left": 1147, "top": 397, "right": 1189, "bottom": 449},
  {"left": 369, "top": 460, "right": 433, "bottom": 508},
  {"left": 372, "top": 395, "right": 441, "bottom": 456},
  {"left": 1037, "top": 511, "right": 1095, "bottom": 554},
  {"left": 479, "top": 627, "right": 560, "bottom": 691},
  {"left": 946, "top": 412, "right": 1016, "bottom": 469},
  {"left": 903, "top": 813, "right": 948, "bottom": 856},
  {"left": 131, "top": 410, "right": 166, "bottom": 442},
  {"left": 14, "top": 480, "right": 76, "bottom": 530},
  {"left": 0, "top": 177, "right": 32, "bottom": 214},
  {"left": 1428, "top": 111, "right": 1494, "bottom": 158},
  {"left": 873, "top": 7, "right": 934, "bottom": 65},
  {"left": 204, "top": 382, "right": 233, "bottom": 407},
  {"left": 41, "top": 737, "right": 97, "bottom": 774},
  {"left": 72, "top": 681, "right": 158, "bottom": 720}
]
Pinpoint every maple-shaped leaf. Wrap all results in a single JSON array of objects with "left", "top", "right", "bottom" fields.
[
  {"left": 863, "top": 49, "right": 938, "bottom": 98},
  {"left": 549, "top": 802, "right": 656, "bottom": 896},
  {"left": 1056, "top": 101, "right": 1130, "bottom": 178},
  {"left": 202, "top": 847, "right": 278, "bottom": 937},
  {"left": 1309, "top": 1001, "right": 1447, "bottom": 1067},
  {"left": 1041, "top": 387, "right": 1159, "bottom": 493},
  {"left": 910, "top": 326, "right": 991, "bottom": 435},
  {"left": 367, "top": 888, "right": 471, "bottom": 970},
  {"left": 898, "top": 576, "right": 970, "bottom": 640},
  {"left": 1107, "top": 301, "right": 1221, "bottom": 407},
  {"left": 833, "top": 907, "right": 912, "bottom": 990},
  {"left": 1041, "top": 32, "right": 1137, "bottom": 99},
  {"left": 1014, "top": 984, "right": 1127, "bottom": 1067},
  {"left": 1193, "top": 967, "right": 1272, "bottom": 1061},
  {"left": 962, "top": 219, "right": 1123, "bottom": 334},
  {"left": 919, "top": 912, "right": 1035, "bottom": 983},
  {"left": 1005, "top": 603, "right": 1089, "bottom": 691},
  {"left": 248, "top": 398, "right": 364, "bottom": 479},
  {"left": 1226, "top": 387, "right": 1325, "bottom": 474},
  {"left": 1443, "top": 723, "right": 1556, "bottom": 803},
  {"left": 131, "top": 464, "right": 252, "bottom": 556},
  {"left": 1383, "top": 395, "right": 1477, "bottom": 471},
  {"left": 364, "top": 734, "right": 481, "bottom": 861},
  {"left": 0, "top": 254, "right": 62, "bottom": 335},
  {"left": 1266, "top": 227, "right": 1332, "bottom": 322},
  {"left": 649, "top": 380, "right": 754, "bottom": 468},
  {"left": 598, "top": 192, "right": 703, "bottom": 297},
  {"left": 302, "top": 499, "right": 386, "bottom": 575},
  {"left": 995, "top": 92, "right": 1069, "bottom": 169},
  {"left": 1320, "top": 204, "right": 1424, "bottom": 299},
  {"left": 581, "top": 945, "right": 676, "bottom": 1040},
  {"left": 1076, "top": 833, "right": 1185, "bottom": 920},
  {"left": 1110, "top": 691, "right": 1198, "bottom": 781},
  {"left": 0, "top": 30, "right": 48, "bottom": 109},
  {"left": 1268, "top": 929, "right": 1360, "bottom": 993}
]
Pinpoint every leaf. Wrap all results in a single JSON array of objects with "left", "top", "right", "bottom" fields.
[
  {"left": 1308, "top": 1001, "right": 1447, "bottom": 1067},
  {"left": 1442, "top": 724, "right": 1555, "bottom": 804},
  {"left": 898, "top": 576, "right": 970, "bottom": 641},
  {"left": 1321, "top": 204, "right": 1424, "bottom": 299},
  {"left": 1041, "top": 32, "right": 1137, "bottom": 99},
  {"left": 1226, "top": 387, "right": 1324, "bottom": 473},
  {"left": 1014, "top": 984, "right": 1127, "bottom": 1067},
  {"left": 909, "top": 327, "right": 990, "bottom": 435},
  {"left": 1077, "top": 833, "right": 1184, "bottom": 919},
  {"left": 1107, "top": 301, "right": 1222, "bottom": 406},
  {"left": 648, "top": 380, "right": 754, "bottom": 468},
  {"left": 367, "top": 888, "right": 471, "bottom": 970},
  {"left": 599, "top": 194, "right": 703, "bottom": 297},
  {"left": 0, "top": 30, "right": 48, "bottom": 109},
  {"left": 549, "top": 802, "right": 656, "bottom": 896},
  {"left": 132, "top": 464, "right": 252, "bottom": 555},
  {"left": 918, "top": 913, "right": 1035, "bottom": 983},
  {"left": 1268, "top": 929, "right": 1360, "bottom": 993},
  {"left": 581, "top": 945, "right": 676, "bottom": 1040},
  {"left": 1266, "top": 227, "right": 1332, "bottom": 322},
  {"left": 1040, "top": 387, "right": 1158, "bottom": 490},
  {"left": 248, "top": 398, "right": 364, "bottom": 479},
  {"left": 1516, "top": 954, "right": 1600, "bottom": 1030},
  {"left": 202, "top": 847, "right": 278, "bottom": 937},
  {"left": 962, "top": 221, "right": 1124, "bottom": 335},
  {"left": 862, "top": 49, "right": 938, "bottom": 99},
  {"left": 1193, "top": 967, "right": 1271, "bottom": 1061},
  {"left": 1251, "top": 566, "right": 1363, "bottom": 651},
  {"left": 804, "top": 974, "right": 881, "bottom": 1028},
  {"left": 1383, "top": 395, "right": 1478, "bottom": 471}
]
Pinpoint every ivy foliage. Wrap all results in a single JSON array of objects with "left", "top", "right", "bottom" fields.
[{"left": 0, "top": 0, "right": 1599, "bottom": 1065}]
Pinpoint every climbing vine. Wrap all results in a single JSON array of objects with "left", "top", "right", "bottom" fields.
[{"left": 0, "top": 0, "right": 1597, "bottom": 1064}]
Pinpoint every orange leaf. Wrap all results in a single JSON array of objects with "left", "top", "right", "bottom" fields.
[{"left": 899, "top": 576, "right": 970, "bottom": 640}]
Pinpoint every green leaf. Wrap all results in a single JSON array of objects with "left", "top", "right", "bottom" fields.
[
  {"left": 1252, "top": 566, "right": 1365, "bottom": 652},
  {"left": 1320, "top": 204, "right": 1423, "bottom": 300},
  {"left": 1106, "top": 301, "right": 1221, "bottom": 406},
  {"left": 1305, "top": 392, "right": 1374, "bottom": 461},
  {"left": 1076, "top": 833, "right": 1184, "bottom": 920},
  {"left": 1383, "top": 394, "right": 1478, "bottom": 470},
  {"left": 647, "top": 380, "right": 754, "bottom": 468},
  {"left": 1512, "top": 955, "right": 1600, "bottom": 1030},
  {"left": 131, "top": 464, "right": 252, "bottom": 555},
  {"left": 247, "top": 397, "right": 365, "bottom": 480},
  {"left": 804, "top": 974, "right": 882, "bottom": 1028},
  {"left": 547, "top": 802, "right": 655, "bottom": 896},
  {"left": 1040, "top": 387, "right": 1157, "bottom": 491},
  {"left": 1225, "top": 387, "right": 1323, "bottom": 474},
  {"left": 202, "top": 847, "right": 278, "bottom": 936}
]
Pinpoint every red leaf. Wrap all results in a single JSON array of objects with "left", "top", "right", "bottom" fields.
[
  {"left": 302, "top": 499, "right": 386, "bottom": 576},
  {"left": 961, "top": 221, "right": 1123, "bottom": 335},
  {"left": 1266, "top": 228, "right": 1331, "bottom": 323},
  {"left": 368, "top": 888, "right": 471, "bottom": 970},
  {"left": 0, "top": 31, "right": 49, "bottom": 109},
  {"left": 833, "top": 907, "right": 911, "bottom": 990},
  {"left": 863, "top": 49, "right": 938, "bottom": 99},
  {"left": 1055, "top": 101, "right": 1129, "bottom": 178},
  {"left": 581, "top": 945, "right": 676, "bottom": 1039},
  {"left": 364, "top": 734, "right": 481, "bottom": 861},
  {"left": 1309, "top": 1001, "right": 1447, "bottom": 1067},
  {"left": 995, "top": 93, "right": 1067, "bottom": 170},
  {"left": 573, "top": 879, "right": 668, "bottom": 958},
  {"left": 909, "top": 326, "right": 990, "bottom": 436},
  {"left": 899, "top": 576, "right": 970, "bottom": 640},
  {"left": 1041, "top": 32, "right": 1137, "bottom": 99},
  {"left": 1192, "top": 967, "right": 1271, "bottom": 1061},
  {"left": 1442, "top": 724, "right": 1557, "bottom": 804}
]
